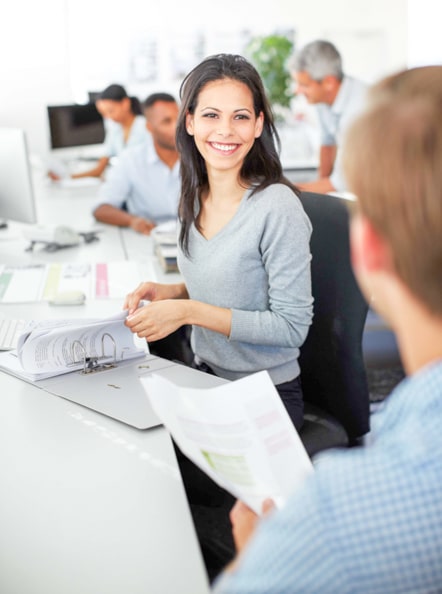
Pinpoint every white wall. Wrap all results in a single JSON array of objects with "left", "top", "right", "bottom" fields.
[
  {"left": 0, "top": 1, "right": 72, "bottom": 158},
  {"left": 408, "top": 0, "right": 442, "bottom": 67},
  {"left": 0, "top": 0, "right": 411, "bottom": 160}
]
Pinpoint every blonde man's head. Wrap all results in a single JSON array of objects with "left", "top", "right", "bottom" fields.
[{"left": 343, "top": 66, "right": 442, "bottom": 315}]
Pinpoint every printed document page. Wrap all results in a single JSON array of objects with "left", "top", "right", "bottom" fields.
[{"left": 141, "top": 371, "right": 313, "bottom": 514}]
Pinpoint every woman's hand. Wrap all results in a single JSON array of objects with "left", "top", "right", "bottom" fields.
[
  {"left": 124, "top": 282, "right": 232, "bottom": 339},
  {"left": 123, "top": 282, "right": 187, "bottom": 314},
  {"left": 125, "top": 299, "right": 189, "bottom": 342}
]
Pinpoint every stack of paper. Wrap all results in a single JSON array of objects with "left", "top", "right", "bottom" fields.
[{"left": 151, "top": 220, "right": 179, "bottom": 273}]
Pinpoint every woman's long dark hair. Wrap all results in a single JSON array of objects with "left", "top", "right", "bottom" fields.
[{"left": 176, "top": 53, "right": 298, "bottom": 256}]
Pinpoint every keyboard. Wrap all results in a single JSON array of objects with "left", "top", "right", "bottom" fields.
[{"left": 0, "top": 318, "right": 26, "bottom": 351}]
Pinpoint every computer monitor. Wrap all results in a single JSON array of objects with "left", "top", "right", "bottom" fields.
[
  {"left": 0, "top": 128, "right": 37, "bottom": 226},
  {"left": 88, "top": 91, "right": 102, "bottom": 103},
  {"left": 47, "top": 103, "right": 105, "bottom": 150}
]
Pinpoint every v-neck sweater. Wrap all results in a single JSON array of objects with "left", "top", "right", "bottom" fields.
[{"left": 177, "top": 183, "right": 313, "bottom": 384}]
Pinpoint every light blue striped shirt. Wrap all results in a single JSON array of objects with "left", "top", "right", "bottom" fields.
[
  {"left": 316, "top": 76, "right": 368, "bottom": 191},
  {"left": 213, "top": 360, "right": 442, "bottom": 593},
  {"left": 94, "top": 140, "right": 180, "bottom": 223}
]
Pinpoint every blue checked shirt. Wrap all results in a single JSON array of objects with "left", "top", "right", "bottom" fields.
[{"left": 213, "top": 360, "right": 442, "bottom": 594}]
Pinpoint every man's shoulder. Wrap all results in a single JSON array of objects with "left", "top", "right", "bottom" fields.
[
  {"left": 312, "top": 361, "right": 442, "bottom": 495},
  {"left": 344, "top": 75, "right": 369, "bottom": 100},
  {"left": 345, "top": 74, "right": 368, "bottom": 89},
  {"left": 333, "top": 76, "right": 369, "bottom": 122},
  {"left": 116, "top": 140, "right": 151, "bottom": 167},
  {"left": 123, "top": 139, "right": 151, "bottom": 157}
]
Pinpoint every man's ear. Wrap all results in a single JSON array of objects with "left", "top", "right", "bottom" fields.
[
  {"left": 322, "top": 75, "right": 339, "bottom": 91},
  {"left": 350, "top": 213, "right": 391, "bottom": 274}
]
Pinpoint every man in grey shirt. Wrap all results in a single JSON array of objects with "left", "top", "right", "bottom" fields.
[{"left": 290, "top": 39, "right": 367, "bottom": 194}]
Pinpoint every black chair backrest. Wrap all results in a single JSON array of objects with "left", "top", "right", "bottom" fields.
[{"left": 298, "top": 192, "right": 370, "bottom": 440}]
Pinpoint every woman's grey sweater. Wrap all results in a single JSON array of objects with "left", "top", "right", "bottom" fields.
[{"left": 177, "top": 184, "right": 313, "bottom": 385}]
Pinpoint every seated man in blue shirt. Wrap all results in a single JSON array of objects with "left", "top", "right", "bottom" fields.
[
  {"left": 290, "top": 40, "right": 367, "bottom": 194},
  {"left": 213, "top": 66, "right": 442, "bottom": 593},
  {"left": 93, "top": 93, "right": 180, "bottom": 234}
]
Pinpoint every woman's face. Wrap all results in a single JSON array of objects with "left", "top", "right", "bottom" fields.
[
  {"left": 96, "top": 97, "right": 130, "bottom": 123},
  {"left": 185, "top": 78, "right": 263, "bottom": 175}
]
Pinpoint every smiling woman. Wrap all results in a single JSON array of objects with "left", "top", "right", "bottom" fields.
[{"left": 124, "top": 53, "right": 313, "bottom": 432}]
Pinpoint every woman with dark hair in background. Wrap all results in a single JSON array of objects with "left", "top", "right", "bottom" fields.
[{"left": 49, "top": 83, "right": 148, "bottom": 180}]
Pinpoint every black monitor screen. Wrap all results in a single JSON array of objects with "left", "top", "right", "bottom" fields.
[
  {"left": 47, "top": 103, "right": 105, "bottom": 149},
  {"left": 88, "top": 91, "right": 102, "bottom": 103}
]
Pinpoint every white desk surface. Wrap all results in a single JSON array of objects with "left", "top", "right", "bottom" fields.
[{"left": 0, "top": 182, "right": 210, "bottom": 594}]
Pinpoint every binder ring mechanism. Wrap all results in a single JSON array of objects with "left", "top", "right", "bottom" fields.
[{"left": 70, "top": 332, "right": 122, "bottom": 375}]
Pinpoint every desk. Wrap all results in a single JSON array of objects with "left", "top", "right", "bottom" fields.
[{"left": 0, "top": 182, "right": 210, "bottom": 594}]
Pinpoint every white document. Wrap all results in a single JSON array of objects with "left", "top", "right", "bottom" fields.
[
  {"left": 58, "top": 177, "right": 101, "bottom": 189},
  {"left": 151, "top": 219, "right": 178, "bottom": 245},
  {"left": 0, "top": 310, "right": 146, "bottom": 381},
  {"left": 141, "top": 370, "right": 313, "bottom": 514},
  {"left": 0, "top": 261, "right": 142, "bottom": 303},
  {"left": 0, "top": 264, "right": 46, "bottom": 302}
]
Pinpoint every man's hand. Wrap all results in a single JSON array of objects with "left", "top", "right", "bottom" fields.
[
  {"left": 230, "top": 498, "right": 276, "bottom": 554},
  {"left": 48, "top": 170, "right": 61, "bottom": 181},
  {"left": 129, "top": 216, "right": 156, "bottom": 235},
  {"left": 296, "top": 177, "right": 335, "bottom": 194}
]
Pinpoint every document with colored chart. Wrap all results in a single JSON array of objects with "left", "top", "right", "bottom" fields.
[
  {"left": 141, "top": 370, "right": 314, "bottom": 515},
  {"left": 0, "top": 261, "right": 141, "bottom": 303}
]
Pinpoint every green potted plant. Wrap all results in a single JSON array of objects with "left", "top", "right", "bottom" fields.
[
  {"left": 246, "top": 33, "right": 317, "bottom": 167},
  {"left": 245, "top": 33, "right": 294, "bottom": 120}
]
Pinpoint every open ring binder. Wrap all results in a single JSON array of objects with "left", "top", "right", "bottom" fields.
[
  {"left": 0, "top": 311, "right": 147, "bottom": 382},
  {"left": 71, "top": 332, "right": 118, "bottom": 374}
]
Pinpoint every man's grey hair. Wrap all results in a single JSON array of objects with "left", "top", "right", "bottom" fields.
[{"left": 290, "top": 40, "right": 344, "bottom": 81}]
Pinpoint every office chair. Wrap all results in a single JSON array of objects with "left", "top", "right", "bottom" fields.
[{"left": 297, "top": 191, "right": 370, "bottom": 457}]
